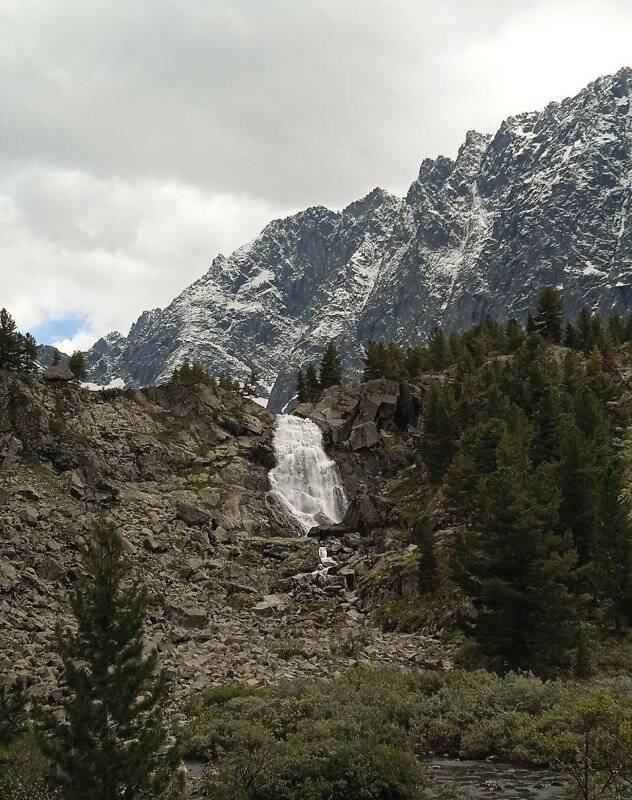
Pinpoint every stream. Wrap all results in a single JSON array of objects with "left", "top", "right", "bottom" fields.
[
  {"left": 425, "top": 759, "right": 566, "bottom": 799},
  {"left": 185, "top": 758, "right": 569, "bottom": 798}
]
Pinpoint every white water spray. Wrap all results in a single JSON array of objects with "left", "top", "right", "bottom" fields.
[{"left": 269, "top": 414, "right": 348, "bottom": 533}]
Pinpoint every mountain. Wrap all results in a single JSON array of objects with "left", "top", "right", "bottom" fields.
[{"left": 85, "top": 67, "right": 632, "bottom": 409}]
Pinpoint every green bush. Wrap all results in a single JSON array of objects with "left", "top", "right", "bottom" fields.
[
  {"left": 209, "top": 736, "right": 425, "bottom": 800},
  {"left": 183, "top": 666, "right": 632, "bottom": 798}
]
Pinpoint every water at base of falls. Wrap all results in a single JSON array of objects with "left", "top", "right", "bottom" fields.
[{"left": 269, "top": 414, "right": 348, "bottom": 533}]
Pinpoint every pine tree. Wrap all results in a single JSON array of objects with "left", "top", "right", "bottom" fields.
[
  {"left": 68, "top": 351, "right": 87, "bottom": 381},
  {"left": 563, "top": 323, "right": 581, "bottom": 349},
  {"left": 19, "top": 333, "right": 38, "bottom": 374},
  {"left": 296, "top": 369, "right": 307, "bottom": 403},
  {"left": 420, "top": 383, "right": 457, "bottom": 481},
  {"left": 577, "top": 307, "right": 593, "bottom": 350},
  {"left": 594, "top": 464, "right": 632, "bottom": 635},
  {"left": 428, "top": 327, "right": 451, "bottom": 370},
  {"left": 453, "top": 434, "right": 577, "bottom": 675},
  {"left": 172, "top": 360, "right": 211, "bottom": 386},
  {"left": 319, "top": 341, "right": 342, "bottom": 389},
  {"left": 535, "top": 286, "right": 564, "bottom": 343},
  {"left": 411, "top": 515, "right": 438, "bottom": 592},
  {"left": 0, "top": 308, "right": 20, "bottom": 371},
  {"left": 607, "top": 313, "right": 623, "bottom": 344},
  {"left": 363, "top": 341, "right": 383, "bottom": 381},
  {"left": 243, "top": 369, "right": 260, "bottom": 397},
  {"left": 304, "top": 364, "right": 320, "bottom": 401},
  {"left": 526, "top": 311, "right": 537, "bottom": 334},
  {"left": 624, "top": 312, "right": 632, "bottom": 342},
  {"left": 556, "top": 417, "right": 600, "bottom": 566},
  {"left": 37, "top": 520, "right": 177, "bottom": 800},
  {"left": 505, "top": 318, "right": 525, "bottom": 352}
]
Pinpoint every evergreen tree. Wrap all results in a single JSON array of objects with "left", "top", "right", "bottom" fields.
[
  {"left": 526, "top": 311, "right": 537, "bottom": 334},
  {"left": 428, "top": 327, "right": 451, "bottom": 370},
  {"left": 172, "top": 360, "right": 211, "bottom": 386},
  {"left": 296, "top": 369, "right": 307, "bottom": 403},
  {"left": 319, "top": 341, "right": 342, "bottom": 389},
  {"left": 243, "top": 369, "right": 260, "bottom": 397},
  {"left": 535, "top": 286, "right": 564, "bottom": 343},
  {"left": 505, "top": 318, "right": 525, "bottom": 351},
  {"left": 68, "top": 351, "right": 87, "bottom": 381},
  {"left": 577, "top": 307, "right": 593, "bottom": 351},
  {"left": 556, "top": 417, "right": 600, "bottom": 566},
  {"left": 0, "top": 308, "right": 20, "bottom": 371},
  {"left": 420, "top": 383, "right": 457, "bottom": 481},
  {"left": 304, "top": 365, "right": 320, "bottom": 401},
  {"left": 624, "top": 312, "right": 632, "bottom": 342},
  {"left": 594, "top": 464, "right": 632, "bottom": 635},
  {"left": 38, "top": 521, "right": 177, "bottom": 800},
  {"left": 410, "top": 515, "right": 437, "bottom": 591},
  {"left": 607, "top": 313, "right": 623, "bottom": 344},
  {"left": 563, "top": 323, "right": 581, "bottom": 349},
  {"left": 363, "top": 341, "right": 383, "bottom": 381},
  {"left": 453, "top": 434, "right": 577, "bottom": 674},
  {"left": 19, "top": 333, "right": 38, "bottom": 374}
]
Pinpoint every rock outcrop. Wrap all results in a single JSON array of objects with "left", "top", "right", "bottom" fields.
[{"left": 295, "top": 378, "right": 421, "bottom": 450}]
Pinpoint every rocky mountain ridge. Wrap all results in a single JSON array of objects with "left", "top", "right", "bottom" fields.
[{"left": 84, "top": 67, "right": 632, "bottom": 409}]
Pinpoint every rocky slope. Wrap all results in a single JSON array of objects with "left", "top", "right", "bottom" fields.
[
  {"left": 0, "top": 375, "right": 445, "bottom": 706},
  {"left": 85, "top": 68, "right": 632, "bottom": 409}
]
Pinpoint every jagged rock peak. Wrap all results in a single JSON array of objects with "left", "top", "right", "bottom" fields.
[{"left": 84, "top": 66, "right": 632, "bottom": 410}]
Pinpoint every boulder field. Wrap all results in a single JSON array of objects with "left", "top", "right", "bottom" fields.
[{"left": 0, "top": 376, "right": 447, "bottom": 706}]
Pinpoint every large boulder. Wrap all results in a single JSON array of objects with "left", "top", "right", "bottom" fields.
[
  {"left": 356, "top": 379, "right": 399, "bottom": 427},
  {"left": 344, "top": 489, "right": 381, "bottom": 534},
  {"left": 348, "top": 421, "right": 380, "bottom": 450},
  {"left": 43, "top": 364, "right": 75, "bottom": 383},
  {"left": 295, "top": 384, "right": 360, "bottom": 444}
]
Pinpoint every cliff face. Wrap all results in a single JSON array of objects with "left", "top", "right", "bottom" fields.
[{"left": 85, "top": 67, "right": 632, "bottom": 409}]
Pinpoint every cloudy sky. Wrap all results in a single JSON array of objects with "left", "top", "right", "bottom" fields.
[{"left": 2, "top": 0, "right": 632, "bottom": 352}]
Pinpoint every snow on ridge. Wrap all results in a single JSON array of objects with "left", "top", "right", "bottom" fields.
[{"left": 84, "top": 66, "right": 632, "bottom": 410}]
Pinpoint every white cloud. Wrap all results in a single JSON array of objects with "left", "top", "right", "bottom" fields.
[
  {"left": 0, "top": 162, "right": 293, "bottom": 344},
  {"left": 0, "top": 0, "right": 631, "bottom": 347},
  {"left": 52, "top": 331, "right": 97, "bottom": 354}
]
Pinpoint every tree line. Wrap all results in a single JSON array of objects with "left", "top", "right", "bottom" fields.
[
  {"left": 363, "top": 288, "right": 632, "bottom": 384},
  {"left": 405, "top": 288, "right": 632, "bottom": 675},
  {"left": 0, "top": 307, "right": 87, "bottom": 380},
  {"left": 295, "top": 341, "right": 343, "bottom": 402}
]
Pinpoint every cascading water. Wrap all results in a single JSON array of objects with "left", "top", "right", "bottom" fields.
[{"left": 269, "top": 414, "right": 348, "bottom": 533}]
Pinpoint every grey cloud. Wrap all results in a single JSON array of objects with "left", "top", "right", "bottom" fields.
[{"left": 1, "top": 0, "right": 631, "bottom": 345}]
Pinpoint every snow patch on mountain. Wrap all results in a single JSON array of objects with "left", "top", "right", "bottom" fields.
[{"left": 85, "top": 67, "right": 632, "bottom": 410}]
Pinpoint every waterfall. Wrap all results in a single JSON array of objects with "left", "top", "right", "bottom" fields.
[{"left": 269, "top": 414, "right": 348, "bottom": 533}]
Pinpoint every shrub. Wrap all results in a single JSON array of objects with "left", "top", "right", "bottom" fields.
[{"left": 209, "top": 736, "right": 425, "bottom": 800}]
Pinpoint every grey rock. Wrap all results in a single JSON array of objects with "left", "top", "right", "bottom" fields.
[
  {"left": 43, "top": 364, "right": 75, "bottom": 382},
  {"left": 348, "top": 421, "right": 380, "bottom": 451},
  {"left": 165, "top": 604, "right": 208, "bottom": 629},
  {"left": 82, "top": 68, "right": 632, "bottom": 411},
  {"left": 253, "top": 594, "right": 288, "bottom": 613},
  {"left": 20, "top": 506, "right": 39, "bottom": 525},
  {"left": 176, "top": 500, "right": 211, "bottom": 527},
  {"left": 14, "top": 486, "right": 43, "bottom": 502}
]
